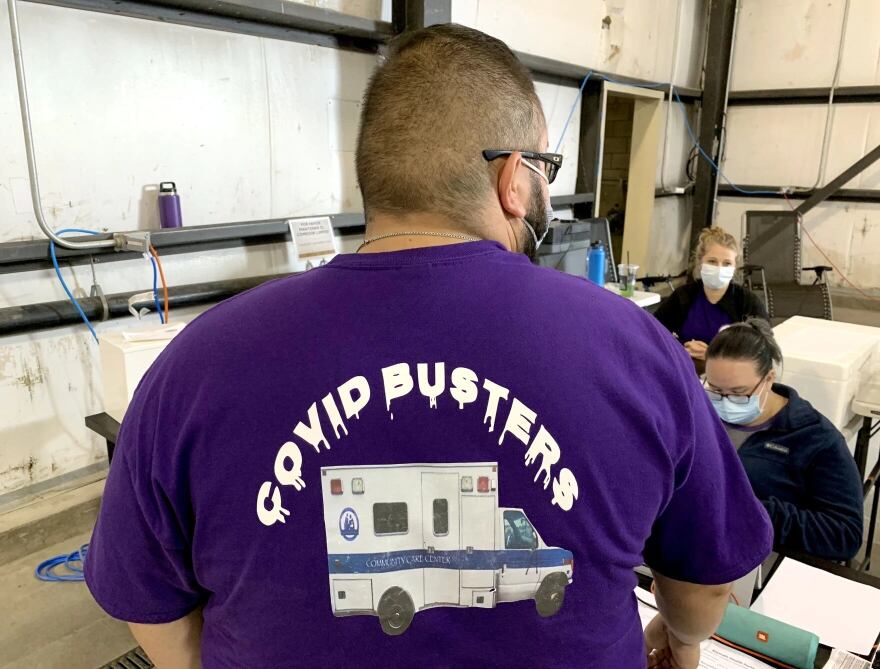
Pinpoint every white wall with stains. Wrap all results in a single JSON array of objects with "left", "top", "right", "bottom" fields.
[
  {"left": 0, "top": 2, "right": 382, "bottom": 494},
  {"left": 0, "top": 1, "right": 704, "bottom": 495},
  {"left": 452, "top": 0, "right": 706, "bottom": 88},
  {"left": 288, "top": 0, "right": 390, "bottom": 21},
  {"left": 717, "top": 0, "right": 880, "bottom": 290}
]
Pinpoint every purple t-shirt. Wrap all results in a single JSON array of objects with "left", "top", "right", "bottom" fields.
[
  {"left": 679, "top": 288, "right": 733, "bottom": 344},
  {"left": 85, "top": 241, "right": 772, "bottom": 669}
]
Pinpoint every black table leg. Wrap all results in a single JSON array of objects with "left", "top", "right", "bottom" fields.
[
  {"left": 864, "top": 481, "right": 880, "bottom": 573},
  {"left": 855, "top": 417, "right": 871, "bottom": 482}
]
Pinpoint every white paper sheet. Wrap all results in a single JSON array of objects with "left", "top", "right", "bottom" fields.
[
  {"left": 752, "top": 559, "right": 880, "bottom": 655},
  {"left": 636, "top": 589, "right": 772, "bottom": 668},
  {"left": 288, "top": 216, "right": 337, "bottom": 262},
  {"left": 822, "top": 649, "right": 872, "bottom": 669},
  {"left": 698, "top": 641, "right": 774, "bottom": 669}
]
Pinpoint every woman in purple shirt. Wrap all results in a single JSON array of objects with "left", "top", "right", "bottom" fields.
[{"left": 654, "top": 227, "right": 768, "bottom": 372}]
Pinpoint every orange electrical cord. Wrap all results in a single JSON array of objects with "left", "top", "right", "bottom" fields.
[{"left": 149, "top": 245, "right": 170, "bottom": 323}]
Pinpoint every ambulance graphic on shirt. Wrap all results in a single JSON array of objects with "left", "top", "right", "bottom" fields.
[{"left": 321, "top": 462, "right": 574, "bottom": 635}]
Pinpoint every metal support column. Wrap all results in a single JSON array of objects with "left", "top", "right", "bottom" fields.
[
  {"left": 690, "top": 0, "right": 738, "bottom": 249},
  {"left": 393, "top": 0, "right": 451, "bottom": 33},
  {"left": 574, "top": 86, "right": 603, "bottom": 219}
]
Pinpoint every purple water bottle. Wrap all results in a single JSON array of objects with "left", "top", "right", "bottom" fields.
[{"left": 158, "top": 182, "right": 183, "bottom": 229}]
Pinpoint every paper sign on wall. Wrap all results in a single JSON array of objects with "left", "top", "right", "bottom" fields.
[{"left": 288, "top": 217, "right": 338, "bottom": 262}]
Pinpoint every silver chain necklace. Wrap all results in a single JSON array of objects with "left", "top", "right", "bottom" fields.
[{"left": 357, "top": 231, "right": 482, "bottom": 252}]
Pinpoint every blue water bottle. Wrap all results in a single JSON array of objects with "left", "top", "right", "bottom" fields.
[
  {"left": 158, "top": 182, "right": 183, "bottom": 229},
  {"left": 587, "top": 242, "right": 606, "bottom": 285}
]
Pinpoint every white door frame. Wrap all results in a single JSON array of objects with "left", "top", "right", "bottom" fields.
[{"left": 595, "top": 81, "right": 665, "bottom": 271}]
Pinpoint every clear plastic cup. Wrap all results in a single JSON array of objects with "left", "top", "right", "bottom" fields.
[{"left": 621, "top": 264, "right": 639, "bottom": 297}]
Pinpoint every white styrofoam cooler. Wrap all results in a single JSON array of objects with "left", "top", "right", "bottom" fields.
[
  {"left": 100, "top": 324, "right": 184, "bottom": 423},
  {"left": 773, "top": 317, "right": 880, "bottom": 432}
]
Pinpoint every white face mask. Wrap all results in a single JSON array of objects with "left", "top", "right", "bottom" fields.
[
  {"left": 709, "top": 379, "right": 769, "bottom": 425},
  {"left": 701, "top": 263, "right": 735, "bottom": 290}
]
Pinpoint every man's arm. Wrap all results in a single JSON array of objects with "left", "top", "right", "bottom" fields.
[
  {"left": 651, "top": 570, "right": 731, "bottom": 645},
  {"left": 129, "top": 608, "right": 203, "bottom": 669},
  {"left": 645, "top": 571, "right": 732, "bottom": 668}
]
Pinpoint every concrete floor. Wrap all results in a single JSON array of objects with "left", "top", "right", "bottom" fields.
[{"left": 0, "top": 530, "right": 136, "bottom": 669}]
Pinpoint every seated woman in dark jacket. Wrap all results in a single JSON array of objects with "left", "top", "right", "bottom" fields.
[
  {"left": 704, "top": 318, "right": 863, "bottom": 561},
  {"left": 654, "top": 227, "right": 768, "bottom": 369}
]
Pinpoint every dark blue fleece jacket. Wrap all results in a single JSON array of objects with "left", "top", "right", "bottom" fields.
[{"left": 735, "top": 384, "right": 864, "bottom": 561}]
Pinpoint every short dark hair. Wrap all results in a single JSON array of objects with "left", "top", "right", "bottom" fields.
[
  {"left": 706, "top": 318, "right": 782, "bottom": 377},
  {"left": 355, "top": 24, "right": 545, "bottom": 228}
]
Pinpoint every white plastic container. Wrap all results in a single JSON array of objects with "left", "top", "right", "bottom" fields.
[
  {"left": 100, "top": 324, "right": 185, "bottom": 423},
  {"left": 773, "top": 317, "right": 880, "bottom": 431}
]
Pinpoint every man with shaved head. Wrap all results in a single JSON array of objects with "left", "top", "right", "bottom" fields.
[
  {"left": 87, "top": 24, "right": 771, "bottom": 669},
  {"left": 356, "top": 25, "right": 553, "bottom": 258}
]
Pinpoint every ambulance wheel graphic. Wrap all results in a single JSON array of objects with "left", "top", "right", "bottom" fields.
[
  {"left": 535, "top": 574, "right": 567, "bottom": 618},
  {"left": 377, "top": 587, "right": 415, "bottom": 636}
]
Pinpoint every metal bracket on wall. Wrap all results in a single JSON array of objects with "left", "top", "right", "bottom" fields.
[
  {"left": 112, "top": 231, "right": 151, "bottom": 254},
  {"left": 88, "top": 255, "right": 110, "bottom": 321}
]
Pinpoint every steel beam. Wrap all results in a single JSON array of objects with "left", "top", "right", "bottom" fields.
[
  {"left": 690, "top": 0, "right": 737, "bottom": 249},
  {"left": 655, "top": 188, "right": 692, "bottom": 198},
  {"left": 795, "top": 143, "right": 880, "bottom": 216},
  {"left": 550, "top": 193, "right": 594, "bottom": 207},
  {"left": 0, "top": 214, "right": 365, "bottom": 274},
  {"left": 515, "top": 51, "right": 701, "bottom": 100},
  {"left": 718, "top": 185, "right": 880, "bottom": 205},
  {"left": 729, "top": 86, "right": 880, "bottom": 106},
  {"left": 0, "top": 273, "right": 293, "bottom": 336}
]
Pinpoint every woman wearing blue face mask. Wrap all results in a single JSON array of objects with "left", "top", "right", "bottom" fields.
[
  {"left": 654, "top": 227, "right": 768, "bottom": 370},
  {"left": 704, "top": 319, "right": 863, "bottom": 561}
]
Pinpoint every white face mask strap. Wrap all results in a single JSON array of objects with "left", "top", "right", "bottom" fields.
[
  {"left": 520, "top": 159, "right": 553, "bottom": 249},
  {"left": 521, "top": 218, "right": 539, "bottom": 246},
  {"left": 757, "top": 376, "right": 773, "bottom": 412},
  {"left": 521, "top": 158, "right": 549, "bottom": 184}
]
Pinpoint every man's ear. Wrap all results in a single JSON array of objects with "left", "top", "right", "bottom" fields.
[{"left": 496, "top": 152, "right": 528, "bottom": 219}]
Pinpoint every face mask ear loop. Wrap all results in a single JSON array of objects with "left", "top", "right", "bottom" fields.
[
  {"left": 518, "top": 159, "right": 551, "bottom": 253},
  {"left": 521, "top": 218, "right": 539, "bottom": 248},
  {"left": 757, "top": 378, "right": 771, "bottom": 414}
]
